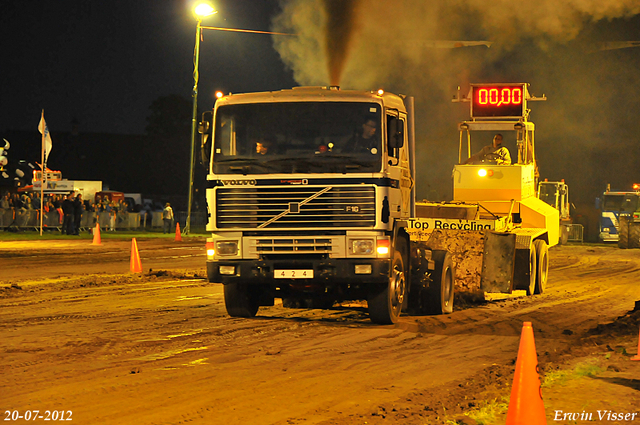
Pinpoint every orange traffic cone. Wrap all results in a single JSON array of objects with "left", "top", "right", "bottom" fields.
[
  {"left": 506, "top": 322, "right": 547, "bottom": 424},
  {"left": 130, "top": 238, "right": 142, "bottom": 273},
  {"left": 175, "top": 222, "right": 182, "bottom": 242},
  {"left": 631, "top": 325, "right": 640, "bottom": 361},
  {"left": 92, "top": 223, "right": 102, "bottom": 245}
]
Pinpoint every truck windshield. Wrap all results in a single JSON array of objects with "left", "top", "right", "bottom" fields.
[
  {"left": 538, "top": 184, "right": 556, "bottom": 207},
  {"left": 603, "top": 194, "right": 640, "bottom": 213},
  {"left": 212, "top": 102, "right": 382, "bottom": 174}
]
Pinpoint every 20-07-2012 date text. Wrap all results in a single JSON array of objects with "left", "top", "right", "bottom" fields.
[{"left": 4, "top": 410, "right": 72, "bottom": 421}]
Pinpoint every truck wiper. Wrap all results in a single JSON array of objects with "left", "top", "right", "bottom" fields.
[
  {"left": 263, "top": 157, "right": 324, "bottom": 170},
  {"left": 264, "top": 156, "right": 313, "bottom": 164},
  {"left": 216, "top": 158, "right": 259, "bottom": 163},
  {"left": 313, "top": 154, "right": 374, "bottom": 168},
  {"left": 215, "top": 158, "right": 276, "bottom": 172}
]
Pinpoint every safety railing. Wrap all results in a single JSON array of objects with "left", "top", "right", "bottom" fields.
[
  {"left": 0, "top": 209, "right": 208, "bottom": 232},
  {"left": 568, "top": 224, "right": 584, "bottom": 243}
]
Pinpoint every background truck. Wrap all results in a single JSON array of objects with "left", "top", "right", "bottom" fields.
[
  {"left": 596, "top": 184, "right": 640, "bottom": 245},
  {"left": 202, "top": 84, "right": 557, "bottom": 324},
  {"left": 597, "top": 183, "right": 640, "bottom": 248},
  {"left": 538, "top": 179, "right": 572, "bottom": 244}
]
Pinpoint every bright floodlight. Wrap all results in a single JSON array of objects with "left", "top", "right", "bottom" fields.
[{"left": 194, "top": 3, "right": 216, "bottom": 17}]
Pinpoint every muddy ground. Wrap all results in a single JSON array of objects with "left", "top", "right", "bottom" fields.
[{"left": 1, "top": 238, "right": 639, "bottom": 424}]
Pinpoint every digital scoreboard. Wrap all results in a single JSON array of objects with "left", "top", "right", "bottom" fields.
[{"left": 470, "top": 83, "right": 527, "bottom": 119}]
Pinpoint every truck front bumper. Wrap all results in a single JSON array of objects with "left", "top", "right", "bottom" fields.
[{"left": 207, "top": 258, "right": 391, "bottom": 286}]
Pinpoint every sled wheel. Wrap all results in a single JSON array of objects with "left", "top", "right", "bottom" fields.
[
  {"left": 425, "top": 250, "right": 454, "bottom": 315},
  {"left": 533, "top": 239, "right": 548, "bottom": 294}
]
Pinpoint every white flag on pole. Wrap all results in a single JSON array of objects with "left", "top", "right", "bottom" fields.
[{"left": 38, "top": 111, "right": 53, "bottom": 163}]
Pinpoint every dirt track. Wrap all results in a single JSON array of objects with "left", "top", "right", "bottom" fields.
[{"left": 1, "top": 239, "right": 639, "bottom": 424}]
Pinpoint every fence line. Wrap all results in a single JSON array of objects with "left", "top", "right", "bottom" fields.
[{"left": 0, "top": 209, "right": 208, "bottom": 232}]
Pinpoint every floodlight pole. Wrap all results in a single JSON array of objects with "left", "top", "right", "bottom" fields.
[
  {"left": 186, "top": 18, "right": 203, "bottom": 235},
  {"left": 185, "top": 7, "right": 287, "bottom": 234}
]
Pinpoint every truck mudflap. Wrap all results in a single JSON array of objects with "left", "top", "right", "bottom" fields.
[{"left": 480, "top": 231, "right": 516, "bottom": 293}]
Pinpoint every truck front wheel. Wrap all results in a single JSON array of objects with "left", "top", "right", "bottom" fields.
[
  {"left": 368, "top": 241, "right": 407, "bottom": 324},
  {"left": 618, "top": 217, "right": 629, "bottom": 249},
  {"left": 224, "top": 282, "right": 259, "bottom": 318},
  {"left": 629, "top": 222, "right": 640, "bottom": 249},
  {"left": 560, "top": 225, "right": 570, "bottom": 245}
]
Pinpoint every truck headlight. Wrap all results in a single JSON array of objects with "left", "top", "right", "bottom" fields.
[
  {"left": 350, "top": 239, "right": 374, "bottom": 255},
  {"left": 216, "top": 241, "right": 238, "bottom": 256}
]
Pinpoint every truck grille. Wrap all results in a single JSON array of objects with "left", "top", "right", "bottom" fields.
[
  {"left": 216, "top": 186, "right": 375, "bottom": 228},
  {"left": 253, "top": 238, "right": 333, "bottom": 253}
]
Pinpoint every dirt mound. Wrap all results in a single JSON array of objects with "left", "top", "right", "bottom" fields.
[
  {"left": 319, "top": 364, "right": 513, "bottom": 424},
  {"left": 588, "top": 307, "right": 640, "bottom": 337},
  {"left": 0, "top": 269, "right": 207, "bottom": 299}
]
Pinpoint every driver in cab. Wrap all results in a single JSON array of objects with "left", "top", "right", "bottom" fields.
[
  {"left": 344, "top": 115, "right": 378, "bottom": 154},
  {"left": 463, "top": 133, "right": 511, "bottom": 165}
]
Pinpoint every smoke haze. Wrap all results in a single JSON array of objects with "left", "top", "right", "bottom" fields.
[{"left": 271, "top": 0, "right": 640, "bottom": 238}]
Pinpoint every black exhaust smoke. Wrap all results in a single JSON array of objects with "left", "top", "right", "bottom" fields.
[{"left": 322, "top": 0, "right": 361, "bottom": 86}]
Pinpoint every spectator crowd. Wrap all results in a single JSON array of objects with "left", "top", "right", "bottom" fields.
[{"left": 0, "top": 190, "right": 134, "bottom": 233}]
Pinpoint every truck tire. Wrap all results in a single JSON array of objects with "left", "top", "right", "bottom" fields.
[
  {"left": 224, "top": 282, "right": 259, "bottom": 318},
  {"left": 533, "top": 239, "right": 548, "bottom": 294},
  {"left": 368, "top": 239, "right": 407, "bottom": 324},
  {"left": 629, "top": 222, "right": 640, "bottom": 249},
  {"left": 618, "top": 216, "right": 629, "bottom": 249},
  {"left": 514, "top": 245, "right": 536, "bottom": 295},
  {"left": 560, "top": 225, "right": 569, "bottom": 245},
  {"left": 424, "top": 250, "right": 454, "bottom": 315}
]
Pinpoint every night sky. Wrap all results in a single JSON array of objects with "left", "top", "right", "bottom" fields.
[
  {"left": 1, "top": 0, "right": 294, "bottom": 135},
  {"left": 2, "top": 0, "right": 640, "bottom": 223}
]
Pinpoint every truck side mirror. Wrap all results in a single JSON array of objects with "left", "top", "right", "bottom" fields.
[
  {"left": 199, "top": 111, "right": 212, "bottom": 135},
  {"left": 198, "top": 121, "right": 210, "bottom": 134},
  {"left": 387, "top": 117, "right": 404, "bottom": 149},
  {"left": 199, "top": 111, "right": 213, "bottom": 168}
]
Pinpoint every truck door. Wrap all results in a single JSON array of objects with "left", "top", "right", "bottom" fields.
[{"left": 386, "top": 113, "right": 411, "bottom": 218}]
